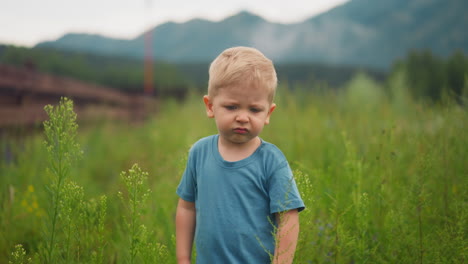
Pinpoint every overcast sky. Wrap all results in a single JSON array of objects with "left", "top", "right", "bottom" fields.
[{"left": 1, "top": 0, "right": 349, "bottom": 47}]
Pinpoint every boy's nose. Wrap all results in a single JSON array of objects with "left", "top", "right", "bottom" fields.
[{"left": 235, "top": 112, "right": 249, "bottom": 123}]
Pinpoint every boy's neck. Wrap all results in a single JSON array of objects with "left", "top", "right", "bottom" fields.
[{"left": 218, "top": 136, "right": 261, "bottom": 162}]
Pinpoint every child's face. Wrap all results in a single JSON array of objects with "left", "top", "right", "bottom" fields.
[{"left": 204, "top": 84, "right": 276, "bottom": 147}]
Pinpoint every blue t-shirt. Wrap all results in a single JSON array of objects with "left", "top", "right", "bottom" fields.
[{"left": 177, "top": 135, "right": 305, "bottom": 263}]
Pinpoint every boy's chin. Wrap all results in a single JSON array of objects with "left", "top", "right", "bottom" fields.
[{"left": 220, "top": 134, "right": 258, "bottom": 145}]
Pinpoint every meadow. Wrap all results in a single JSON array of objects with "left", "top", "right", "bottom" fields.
[{"left": 0, "top": 72, "right": 467, "bottom": 263}]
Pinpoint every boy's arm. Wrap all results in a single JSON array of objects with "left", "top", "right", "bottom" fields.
[
  {"left": 272, "top": 209, "right": 300, "bottom": 264},
  {"left": 176, "top": 198, "right": 196, "bottom": 264}
]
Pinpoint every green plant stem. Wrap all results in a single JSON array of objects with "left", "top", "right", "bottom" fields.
[
  {"left": 47, "top": 159, "right": 63, "bottom": 263},
  {"left": 130, "top": 181, "right": 138, "bottom": 264},
  {"left": 418, "top": 205, "right": 423, "bottom": 264}
]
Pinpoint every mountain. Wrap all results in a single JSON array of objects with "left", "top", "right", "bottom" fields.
[
  {"left": 296, "top": 0, "right": 468, "bottom": 67},
  {"left": 36, "top": 0, "right": 468, "bottom": 69}
]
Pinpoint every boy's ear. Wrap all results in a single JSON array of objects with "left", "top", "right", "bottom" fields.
[
  {"left": 264, "top": 103, "right": 276, "bottom": 125},
  {"left": 203, "top": 95, "right": 215, "bottom": 118}
]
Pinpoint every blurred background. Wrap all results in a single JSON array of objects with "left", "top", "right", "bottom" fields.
[
  {"left": 1, "top": 0, "right": 467, "bottom": 263},
  {"left": 1, "top": 0, "right": 467, "bottom": 127}
]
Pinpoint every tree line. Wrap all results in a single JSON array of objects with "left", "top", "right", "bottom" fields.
[
  {"left": 1, "top": 44, "right": 466, "bottom": 104},
  {"left": 391, "top": 50, "right": 468, "bottom": 104},
  {"left": 0, "top": 45, "right": 190, "bottom": 98}
]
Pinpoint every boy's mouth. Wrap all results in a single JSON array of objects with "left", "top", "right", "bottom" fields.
[{"left": 233, "top": 128, "right": 248, "bottom": 134}]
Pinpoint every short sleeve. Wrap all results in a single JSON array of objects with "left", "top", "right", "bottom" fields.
[
  {"left": 268, "top": 163, "right": 305, "bottom": 214},
  {"left": 176, "top": 148, "right": 197, "bottom": 202}
]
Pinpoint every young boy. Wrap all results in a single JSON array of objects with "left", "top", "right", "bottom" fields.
[{"left": 176, "top": 46, "right": 304, "bottom": 264}]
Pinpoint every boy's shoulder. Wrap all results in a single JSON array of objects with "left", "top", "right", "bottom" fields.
[
  {"left": 258, "top": 139, "right": 288, "bottom": 163},
  {"left": 260, "top": 139, "right": 281, "bottom": 151},
  {"left": 193, "top": 135, "right": 216, "bottom": 146},
  {"left": 188, "top": 135, "right": 216, "bottom": 153}
]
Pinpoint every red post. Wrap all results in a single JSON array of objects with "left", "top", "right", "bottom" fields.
[{"left": 144, "top": 0, "right": 154, "bottom": 95}]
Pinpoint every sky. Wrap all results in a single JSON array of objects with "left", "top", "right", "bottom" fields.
[{"left": 1, "top": 0, "right": 349, "bottom": 47}]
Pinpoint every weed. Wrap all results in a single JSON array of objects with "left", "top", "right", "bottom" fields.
[{"left": 41, "top": 97, "right": 82, "bottom": 262}]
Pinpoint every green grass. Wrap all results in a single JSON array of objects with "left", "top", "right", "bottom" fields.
[{"left": 1, "top": 73, "right": 467, "bottom": 263}]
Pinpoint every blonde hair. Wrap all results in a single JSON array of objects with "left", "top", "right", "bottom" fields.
[{"left": 208, "top": 46, "right": 277, "bottom": 103}]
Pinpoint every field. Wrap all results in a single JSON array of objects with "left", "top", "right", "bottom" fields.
[{"left": 1, "top": 73, "right": 467, "bottom": 263}]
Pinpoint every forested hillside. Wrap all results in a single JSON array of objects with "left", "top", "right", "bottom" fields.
[
  {"left": 0, "top": 44, "right": 386, "bottom": 93},
  {"left": 0, "top": 45, "right": 189, "bottom": 96}
]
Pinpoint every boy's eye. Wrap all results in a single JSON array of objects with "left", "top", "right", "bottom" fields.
[
  {"left": 225, "top": 105, "right": 237, "bottom": 110},
  {"left": 250, "top": 108, "right": 262, "bottom": 113}
]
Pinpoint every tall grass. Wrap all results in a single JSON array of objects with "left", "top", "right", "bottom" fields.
[{"left": 0, "top": 73, "right": 466, "bottom": 263}]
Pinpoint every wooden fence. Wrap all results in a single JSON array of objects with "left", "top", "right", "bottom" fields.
[{"left": 0, "top": 64, "right": 156, "bottom": 127}]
